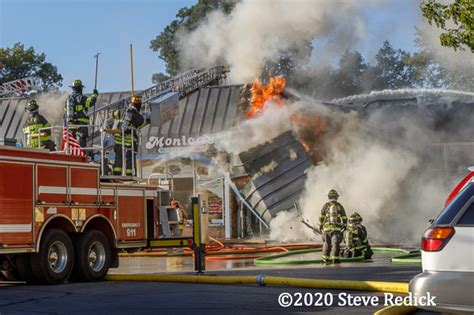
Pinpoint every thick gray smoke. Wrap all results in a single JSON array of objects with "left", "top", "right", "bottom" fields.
[
  {"left": 266, "top": 94, "right": 474, "bottom": 244},
  {"left": 178, "top": 0, "right": 382, "bottom": 82}
]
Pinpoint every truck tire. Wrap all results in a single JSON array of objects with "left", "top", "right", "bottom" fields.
[
  {"left": 73, "top": 230, "right": 111, "bottom": 282},
  {"left": 31, "top": 229, "right": 74, "bottom": 284},
  {"left": 16, "top": 255, "right": 36, "bottom": 283}
]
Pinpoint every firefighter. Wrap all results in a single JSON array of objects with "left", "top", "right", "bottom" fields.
[
  {"left": 112, "top": 96, "right": 145, "bottom": 176},
  {"left": 22, "top": 100, "right": 56, "bottom": 151},
  {"left": 170, "top": 199, "right": 188, "bottom": 235},
  {"left": 318, "top": 189, "right": 347, "bottom": 264},
  {"left": 65, "top": 79, "right": 98, "bottom": 148},
  {"left": 342, "top": 212, "right": 373, "bottom": 260}
]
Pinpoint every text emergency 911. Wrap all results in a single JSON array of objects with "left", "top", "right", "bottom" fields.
[{"left": 277, "top": 292, "right": 437, "bottom": 308}]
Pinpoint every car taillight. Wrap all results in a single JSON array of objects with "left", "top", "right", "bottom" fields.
[{"left": 421, "top": 226, "right": 455, "bottom": 252}]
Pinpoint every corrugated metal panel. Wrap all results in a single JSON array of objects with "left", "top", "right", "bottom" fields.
[
  {"left": 238, "top": 131, "right": 313, "bottom": 223},
  {"left": 143, "top": 85, "right": 244, "bottom": 153},
  {"left": 0, "top": 92, "right": 133, "bottom": 141},
  {"left": 0, "top": 97, "right": 28, "bottom": 141}
]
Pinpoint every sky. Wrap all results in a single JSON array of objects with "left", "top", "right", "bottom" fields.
[{"left": 1, "top": 0, "right": 424, "bottom": 93}]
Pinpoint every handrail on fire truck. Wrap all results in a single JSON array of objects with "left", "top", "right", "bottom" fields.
[{"left": 36, "top": 124, "right": 143, "bottom": 180}]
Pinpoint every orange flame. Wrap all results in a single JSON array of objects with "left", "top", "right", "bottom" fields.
[
  {"left": 246, "top": 77, "right": 286, "bottom": 118},
  {"left": 290, "top": 114, "right": 327, "bottom": 135}
]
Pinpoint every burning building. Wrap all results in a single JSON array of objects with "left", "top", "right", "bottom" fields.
[{"left": 2, "top": 72, "right": 474, "bottom": 242}]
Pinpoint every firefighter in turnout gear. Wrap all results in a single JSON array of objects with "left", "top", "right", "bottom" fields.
[
  {"left": 65, "top": 79, "right": 98, "bottom": 147},
  {"left": 342, "top": 212, "right": 373, "bottom": 259},
  {"left": 22, "top": 100, "right": 56, "bottom": 151},
  {"left": 112, "top": 96, "right": 145, "bottom": 176},
  {"left": 319, "top": 189, "right": 347, "bottom": 264}
]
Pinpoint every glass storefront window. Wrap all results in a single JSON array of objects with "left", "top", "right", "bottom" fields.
[{"left": 197, "top": 178, "right": 224, "bottom": 226}]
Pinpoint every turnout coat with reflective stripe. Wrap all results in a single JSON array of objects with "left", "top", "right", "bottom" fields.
[
  {"left": 22, "top": 113, "right": 52, "bottom": 148},
  {"left": 319, "top": 201, "right": 347, "bottom": 232}
]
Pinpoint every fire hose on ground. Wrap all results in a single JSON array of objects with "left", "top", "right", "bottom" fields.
[
  {"left": 104, "top": 274, "right": 408, "bottom": 294},
  {"left": 253, "top": 247, "right": 421, "bottom": 266},
  {"left": 104, "top": 273, "right": 415, "bottom": 314},
  {"left": 118, "top": 237, "right": 421, "bottom": 264}
]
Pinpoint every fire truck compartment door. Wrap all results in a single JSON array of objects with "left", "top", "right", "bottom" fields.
[
  {"left": 0, "top": 162, "right": 34, "bottom": 246},
  {"left": 117, "top": 190, "right": 145, "bottom": 241},
  {"left": 69, "top": 167, "right": 99, "bottom": 205},
  {"left": 37, "top": 165, "right": 67, "bottom": 204}
]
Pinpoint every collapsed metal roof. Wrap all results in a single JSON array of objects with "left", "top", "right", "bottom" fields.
[{"left": 236, "top": 131, "right": 312, "bottom": 223}]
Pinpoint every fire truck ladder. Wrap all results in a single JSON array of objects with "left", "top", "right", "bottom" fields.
[
  {"left": 0, "top": 77, "right": 42, "bottom": 98},
  {"left": 88, "top": 65, "right": 229, "bottom": 140}
]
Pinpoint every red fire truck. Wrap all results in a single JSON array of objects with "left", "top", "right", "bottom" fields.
[{"left": 0, "top": 146, "right": 205, "bottom": 284}]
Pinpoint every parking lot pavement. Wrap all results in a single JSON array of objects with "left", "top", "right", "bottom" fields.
[
  {"left": 0, "top": 280, "right": 440, "bottom": 314},
  {"left": 0, "top": 256, "right": 440, "bottom": 314}
]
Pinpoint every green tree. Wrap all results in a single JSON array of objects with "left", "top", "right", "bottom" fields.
[
  {"left": 331, "top": 50, "right": 367, "bottom": 97},
  {"left": 152, "top": 72, "right": 171, "bottom": 84},
  {"left": 364, "top": 41, "right": 430, "bottom": 91},
  {"left": 420, "top": 0, "right": 474, "bottom": 52},
  {"left": 0, "top": 42, "right": 63, "bottom": 88},
  {"left": 150, "top": 0, "right": 235, "bottom": 77}
]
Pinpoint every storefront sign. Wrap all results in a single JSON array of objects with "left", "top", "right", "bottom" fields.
[{"left": 146, "top": 135, "right": 214, "bottom": 151}]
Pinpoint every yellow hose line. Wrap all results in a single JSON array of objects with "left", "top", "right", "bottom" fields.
[
  {"left": 105, "top": 274, "right": 256, "bottom": 285},
  {"left": 374, "top": 305, "right": 418, "bottom": 315},
  {"left": 105, "top": 274, "right": 408, "bottom": 294},
  {"left": 264, "top": 276, "right": 408, "bottom": 294}
]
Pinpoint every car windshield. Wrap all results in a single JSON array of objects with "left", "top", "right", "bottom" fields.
[{"left": 435, "top": 182, "right": 474, "bottom": 225}]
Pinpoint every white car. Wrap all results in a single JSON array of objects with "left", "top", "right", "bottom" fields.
[{"left": 409, "top": 180, "right": 474, "bottom": 313}]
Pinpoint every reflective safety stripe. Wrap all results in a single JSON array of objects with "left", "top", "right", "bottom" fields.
[
  {"left": 0, "top": 224, "right": 32, "bottom": 233},
  {"left": 77, "top": 117, "right": 89, "bottom": 123},
  {"left": 75, "top": 105, "right": 84, "bottom": 111}
]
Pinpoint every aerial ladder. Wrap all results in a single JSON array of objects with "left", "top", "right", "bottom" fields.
[
  {"left": 0, "top": 77, "right": 42, "bottom": 98},
  {"left": 88, "top": 65, "right": 229, "bottom": 140},
  {"left": 78, "top": 65, "right": 229, "bottom": 179}
]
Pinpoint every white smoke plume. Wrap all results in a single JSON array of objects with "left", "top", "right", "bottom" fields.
[
  {"left": 36, "top": 92, "right": 68, "bottom": 125},
  {"left": 178, "top": 0, "right": 382, "bottom": 83},
  {"left": 212, "top": 101, "right": 295, "bottom": 154},
  {"left": 264, "top": 95, "right": 469, "bottom": 244}
]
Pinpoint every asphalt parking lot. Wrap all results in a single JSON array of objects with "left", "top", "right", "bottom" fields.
[{"left": 0, "top": 255, "right": 441, "bottom": 314}]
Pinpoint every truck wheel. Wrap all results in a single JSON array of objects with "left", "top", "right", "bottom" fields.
[
  {"left": 31, "top": 229, "right": 74, "bottom": 284},
  {"left": 16, "top": 255, "right": 36, "bottom": 283},
  {"left": 73, "top": 230, "right": 111, "bottom": 282}
]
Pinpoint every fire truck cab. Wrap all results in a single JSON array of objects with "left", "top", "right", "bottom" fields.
[{"left": 0, "top": 146, "right": 200, "bottom": 284}]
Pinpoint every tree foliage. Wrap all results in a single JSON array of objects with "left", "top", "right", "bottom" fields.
[
  {"left": 152, "top": 72, "right": 171, "bottom": 84},
  {"left": 291, "top": 40, "right": 462, "bottom": 100},
  {"left": 420, "top": 0, "right": 474, "bottom": 52},
  {"left": 0, "top": 43, "right": 63, "bottom": 88}
]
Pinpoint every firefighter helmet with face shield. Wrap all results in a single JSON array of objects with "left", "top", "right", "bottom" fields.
[
  {"left": 25, "top": 99, "right": 39, "bottom": 112},
  {"left": 131, "top": 96, "right": 142, "bottom": 110},
  {"left": 70, "top": 79, "right": 84, "bottom": 93},
  {"left": 349, "top": 212, "right": 362, "bottom": 224},
  {"left": 328, "top": 189, "right": 339, "bottom": 200}
]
